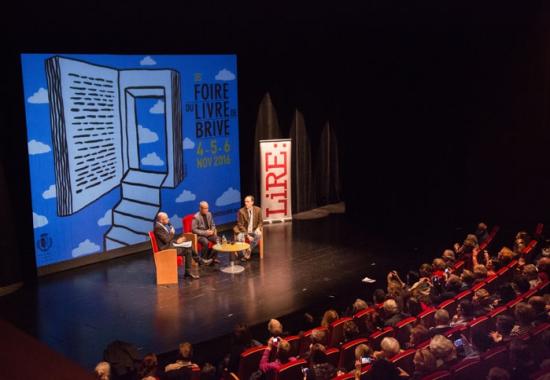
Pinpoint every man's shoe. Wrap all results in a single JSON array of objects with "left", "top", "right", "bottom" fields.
[
  {"left": 244, "top": 249, "right": 252, "bottom": 260},
  {"left": 184, "top": 272, "right": 199, "bottom": 279},
  {"left": 361, "top": 276, "right": 376, "bottom": 283},
  {"left": 213, "top": 259, "right": 221, "bottom": 264},
  {"left": 202, "top": 258, "right": 213, "bottom": 266}
]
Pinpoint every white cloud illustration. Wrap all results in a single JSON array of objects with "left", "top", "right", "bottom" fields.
[
  {"left": 138, "top": 124, "right": 159, "bottom": 144},
  {"left": 97, "top": 209, "right": 112, "bottom": 226},
  {"left": 176, "top": 189, "right": 196, "bottom": 203},
  {"left": 33, "top": 212, "right": 48, "bottom": 228},
  {"left": 28, "top": 87, "right": 49, "bottom": 104},
  {"left": 215, "top": 68, "right": 236, "bottom": 81},
  {"left": 72, "top": 239, "right": 100, "bottom": 257},
  {"left": 42, "top": 185, "right": 56, "bottom": 199},
  {"left": 149, "top": 100, "right": 165, "bottom": 114},
  {"left": 140, "top": 56, "right": 157, "bottom": 66},
  {"left": 183, "top": 137, "right": 195, "bottom": 150},
  {"left": 170, "top": 214, "right": 183, "bottom": 230},
  {"left": 141, "top": 152, "right": 164, "bottom": 166},
  {"left": 28, "top": 139, "right": 51, "bottom": 155},
  {"left": 215, "top": 187, "right": 241, "bottom": 206}
]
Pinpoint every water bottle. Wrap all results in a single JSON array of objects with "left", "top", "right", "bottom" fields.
[{"left": 222, "top": 235, "right": 227, "bottom": 245}]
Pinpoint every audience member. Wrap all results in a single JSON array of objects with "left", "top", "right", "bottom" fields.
[
  {"left": 94, "top": 362, "right": 110, "bottom": 380},
  {"left": 430, "top": 309, "right": 451, "bottom": 337},
  {"left": 305, "top": 344, "right": 337, "bottom": 380}
]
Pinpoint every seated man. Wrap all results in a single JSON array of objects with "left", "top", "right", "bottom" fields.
[
  {"left": 154, "top": 212, "right": 209, "bottom": 279},
  {"left": 191, "top": 201, "right": 219, "bottom": 263},
  {"left": 233, "top": 195, "right": 263, "bottom": 260}
]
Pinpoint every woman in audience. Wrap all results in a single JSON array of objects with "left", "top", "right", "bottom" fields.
[
  {"left": 473, "top": 264, "right": 488, "bottom": 284},
  {"left": 267, "top": 318, "right": 284, "bottom": 338},
  {"left": 224, "top": 323, "right": 261, "bottom": 373},
  {"left": 304, "top": 344, "right": 337, "bottom": 380},
  {"left": 320, "top": 309, "right": 339, "bottom": 328},
  {"left": 523, "top": 264, "right": 542, "bottom": 289},
  {"left": 165, "top": 342, "right": 196, "bottom": 373},
  {"left": 137, "top": 353, "right": 159, "bottom": 380},
  {"left": 460, "top": 270, "right": 475, "bottom": 290},
  {"left": 492, "top": 247, "right": 514, "bottom": 271},
  {"left": 528, "top": 296, "right": 549, "bottom": 324},
  {"left": 472, "top": 288, "right": 494, "bottom": 316},
  {"left": 259, "top": 338, "right": 296, "bottom": 377},
  {"left": 352, "top": 298, "right": 369, "bottom": 314},
  {"left": 341, "top": 320, "right": 360, "bottom": 345},
  {"left": 374, "top": 337, "right": 401, "bottom": 360},
  {"left": 489, "top": 315, "right": 515, "bottom": 345},
  {"left": 429, "top": 335, "right": 459, "bottom": 370},
  {"left": 407, "top": 324, "right": 430, "bottom": 349},
  {"left": 450, "top": 299, "right": 475, "bottom": 326},
  {"left": 411, "top": 348, "right": 436, "bottom": 379},
  {"left": 354, "top": 343, "right": 374, "bottom": 365},
  {"left": 511, "top": 302, "right": 536, "bottom": 336},
  {"left": 94, "top": 361, "right": 110, "bottom": 380}
]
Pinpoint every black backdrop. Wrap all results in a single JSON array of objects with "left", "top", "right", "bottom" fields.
[{"left": 1, "top": 0, "right": 550, "bottom": 286}]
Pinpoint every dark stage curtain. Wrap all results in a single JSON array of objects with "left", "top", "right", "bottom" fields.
[
  {"left": 315, "top": 121, "right": 342, "bottom": 206},
  {"left": 289, "top": 109, "right": 313, "bottom": 213},
  {"left": 252, "top": 93, "right": 282, "bottom": 200}
]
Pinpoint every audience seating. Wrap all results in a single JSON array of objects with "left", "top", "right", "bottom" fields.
[
  {"left": 394, "top": 316, "right": 417, "bottom": 346},
  {"left": 238, "top": 346, "right": 267, "bottom": 380},
  {"left": 326, "top": 347, "right": 340, "bottom": 368},
  {"left": 467, "top": 316, "right": 490, "bottom": 338},
  {"left": 353, "top": 308, "right": 376, "bottom": 334},
  {"left": 299, "top": 327, "right": 328, "bottom": 355},
  {"left": 478, "top": 345, "right": 508, "bottom": 376},
  {"left": 338, "top": 338, "right": 369, "bottom": 372},
  {"left": 284, "top": 335, "right": 300, "bottom": 357},
  {"left": 454, "top": 290, "right": 473, "bottom": 303},
  {"left": 183, "top": 214, "right": 209, "bottom": 258},
  {"left": 368, "top": 327, "right": 393, "bottom": 350},
  {"left": 390, "top": 348, "right": 416, "bottom": 375},
  {"left": 438, "top": 299, "right": 458, "bottom": 319},
  {"left": 275, "top": 358, "right": 306, "bottom": 380},
  {"left": 328, "top": 317, "right": 353, "bottom": 347},
  {"left": 417, "top": 307, "right": 437, "bottom": 328},
  {"left": 450, "top": 358, "right": 481, "bottom": 380},
  {"left": 421, "top": 370, "right": 452, "bottom": 380}
]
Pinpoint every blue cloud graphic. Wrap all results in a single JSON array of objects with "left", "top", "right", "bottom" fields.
[
  {"left": 215, "top": 68, "right": 236, "bottom": 81},
  {"left": 97, "top": 209, "right": 112, "bottom": 226},
  {"left": 140, "top": 56, "right": 157, "bottom": 66},
  {"left": 138, "top": 125, "right": 159, "bottom": 144},
  {"left": 183, "top": 137, "right": 195, "bottom": 150},
  {"left": 28, "top": 139, "right": 51, "bottom": 155},
  {"left": 176, "top": 189, "right": 196, "bottom": 203},
  {"left": 141, "top": 152, "right": 164, "bottom": 166},
  {"left": 72, "top": 239, "right": 100, "bottom": 257},
  {"left": 33, "top": 212, "right": 48, "bottom": 228},
  {"left": 215, "top": 187, "right": 241, "bottom": 206},
  {"left": 149, "top": 100, "right": 165, "bottom": 114},
  {"left": 42, "top": 184, "right": 56, "bottom": 199},
  {"left": 28, "top": 87, "right": 49, "bottom": 104}
]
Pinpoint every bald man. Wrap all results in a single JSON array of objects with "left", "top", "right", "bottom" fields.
[
  {"left": 154, "top": 212, "right": 208, "bottom": 279},
  {"left": 191, "top": 201, "right": 219, "bottom": 263}
]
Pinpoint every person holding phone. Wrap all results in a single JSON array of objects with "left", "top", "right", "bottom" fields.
[{"left": 259, "top": 337, "right": 296, "bottom": 376}]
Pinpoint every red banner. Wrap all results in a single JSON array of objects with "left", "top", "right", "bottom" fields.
[{"left": 260, "top": 139, "right": 292, "bottom": 222}]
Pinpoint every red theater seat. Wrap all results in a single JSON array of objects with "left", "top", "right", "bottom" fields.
[
  {"left": 338, "top": 338, "right": 369, "bottom": 372},
  {"left": 451, "top": 358, "right": 481, "bottom": 380},
  {"left": 275, "top": 359, "right": 306, "bottom": 380},
  {"left": 326, "top": 347, "right": 340, "bottom": 368},
  {"left": 421, "top": 370, "right": 451, "bottom": 380},
  {"left": 368, "top": 327, "right": 393, "bottom": 351},
  {"left": 418, "top": 307, "right": 437, "bottom": 329},
  {"left": 390, "top": 348, "right": 416, "bottom": 375},
  {"left": 149, "top": 230, "right": 183, "bottom": 267},
  {"left": 328, "top": 317, "right": 353, "bottom": 347},
  {"left": 394, "top": 317, "right": 417, "bottom": 346},
  {"left": 353, "top": 307, "right": 376, "bottom": 334},
  {"left": 238, "top": 346, "right": 267, "bottom": 380}
]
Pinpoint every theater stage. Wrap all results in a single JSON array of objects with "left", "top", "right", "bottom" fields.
[{"left": 0, "top": 209, "right": 438, "bottom": 369}]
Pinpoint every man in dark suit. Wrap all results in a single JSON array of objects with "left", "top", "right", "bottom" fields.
[
  {"left": 233, "top": 195, "right": 263, "bottom": 260},
  {"left": 191, "top": 201, "right": 219, "bottom": 263},
  {"left": 154, "top": 212, "right": 207, "bottom": 279}
]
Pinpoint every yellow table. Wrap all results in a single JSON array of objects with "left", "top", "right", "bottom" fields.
[{"left": 212, "top": 242, "right": 250, "bottom": 274}]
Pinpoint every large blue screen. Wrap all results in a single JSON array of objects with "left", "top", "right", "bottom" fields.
[{"left": 21, "top": 54, "right": 241, "bottom": 267}]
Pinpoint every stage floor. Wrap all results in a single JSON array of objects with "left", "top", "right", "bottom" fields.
[{"left": 0, "top": 211, "right": 435, "bottom": 369}]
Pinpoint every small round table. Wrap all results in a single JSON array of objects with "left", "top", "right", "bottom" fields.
[{"left": 213, "top": 242, "right": 250, "bottom": 274}]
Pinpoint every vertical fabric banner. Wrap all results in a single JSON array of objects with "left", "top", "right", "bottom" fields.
[{"left": 260, "top": 139, "right": 292, "bottom": 223}]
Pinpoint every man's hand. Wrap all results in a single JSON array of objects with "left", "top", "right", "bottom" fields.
[
  {"left": 176, "top": 236, "right": 186, "bottom": 244},
  {"left": 170, "top": 226, "right": 175, "bottom": 234},
  {"left": 206, "top": 230, "right": 214, "bottom": 236}
]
